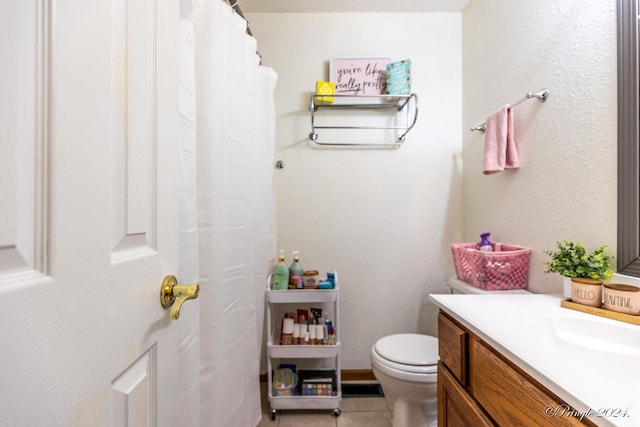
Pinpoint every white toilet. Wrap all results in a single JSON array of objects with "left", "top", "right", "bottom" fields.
[
  {"left": 370, "top": 333, "right": 439, "bottom": 427},
  {"left": 370, "top": 276, "right": 530, "bottom": 427}
]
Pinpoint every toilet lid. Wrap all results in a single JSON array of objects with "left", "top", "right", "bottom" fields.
[{"left": 374, "top": 333, "right": 438, "bottom": 366}]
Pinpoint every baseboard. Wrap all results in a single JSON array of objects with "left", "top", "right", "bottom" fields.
[{"left": 260, "top": 369, "right": 376, "bottom": 383}]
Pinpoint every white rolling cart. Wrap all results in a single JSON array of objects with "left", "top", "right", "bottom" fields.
[{"left": 265, "top": 271, "right": 341, "bottom": 420}]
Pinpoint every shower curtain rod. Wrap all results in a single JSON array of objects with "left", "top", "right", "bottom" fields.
[
  {"left": 226, "top": 0, "right": 253, "bottom": 36},
  {"left": 470, "top": 88, "right": 550, "bottom": 132}
]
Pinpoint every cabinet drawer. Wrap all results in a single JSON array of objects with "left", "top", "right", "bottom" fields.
[
  {"left": 438, "top": 312, "right": 468, "bottom": 384},
  {"left": 470, "top": 339, "right": 595, "bottom": 426}
]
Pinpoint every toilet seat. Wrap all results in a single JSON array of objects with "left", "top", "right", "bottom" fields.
[{"left": 372, "top": 334, "right": 438, "bottom": 375}]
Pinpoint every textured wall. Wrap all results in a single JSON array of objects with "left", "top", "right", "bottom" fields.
[
  {"left": 248, "top": 13, "right": 463, "bottom": 369},
  {"left": 462, "top": 1, "right": 617, "bottom": 293}
]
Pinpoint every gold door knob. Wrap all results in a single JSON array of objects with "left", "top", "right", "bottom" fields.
[{"left": 160, "top": 275, "right": 199, "bottom": 320}]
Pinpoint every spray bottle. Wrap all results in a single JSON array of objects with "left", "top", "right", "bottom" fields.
[{"left": 272, "top": 250, "right": 290, "bottom": 290}]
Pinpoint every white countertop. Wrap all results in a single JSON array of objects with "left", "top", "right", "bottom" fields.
[{"left": 429, "top": 293, "right": 640, "bottom": 427}]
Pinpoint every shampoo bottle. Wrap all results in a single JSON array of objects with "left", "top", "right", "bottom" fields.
[
  {"left": 479, "top": 232, "right": 492, "bottom": 252},
  {"left": 272, "top": 250, "right": 290, "bottom": 290}
]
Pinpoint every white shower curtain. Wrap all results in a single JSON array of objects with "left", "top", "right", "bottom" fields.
[{"left": 178, "top": 1, "right": 277, "bottom": 425}]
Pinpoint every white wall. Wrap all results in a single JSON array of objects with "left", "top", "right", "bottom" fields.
[
  {"left": 248, "top": 13, "right": 463, "bottom": 369},
  {"left": 248, "top": 0, "right": 618, "bottom": 370},
  {"left": 462, "top": 1, "right": 617, "bottom": 294}
]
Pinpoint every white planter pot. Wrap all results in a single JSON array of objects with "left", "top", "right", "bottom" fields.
[
  {"left": 603, "top": 283, "right": 640, "bottom": 315},
  {"left": 571, "top": 278, "right": 603, "bottom": 307}
]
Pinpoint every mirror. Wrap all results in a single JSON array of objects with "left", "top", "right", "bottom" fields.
[{"left": 617, "top": 0, "right": 639, "bottom": 276}]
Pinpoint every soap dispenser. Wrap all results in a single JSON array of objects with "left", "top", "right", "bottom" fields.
[
  {"left": 289, "top": 250, "right": 304, "bottom": 288},
  {"left": 479, "top": 232, "right": 492, "bottom": 252},
  {"left": 272, "top": 250, "right": 290, "bottom": 290}
]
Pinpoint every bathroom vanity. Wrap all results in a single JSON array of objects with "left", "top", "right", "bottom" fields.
[{"left": 430, "top": 294, "right": 639, "bottom": 427}]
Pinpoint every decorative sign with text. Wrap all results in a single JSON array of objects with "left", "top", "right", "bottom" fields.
[{"left": 330, "top": 58, "right": 390, "bottom": 96}]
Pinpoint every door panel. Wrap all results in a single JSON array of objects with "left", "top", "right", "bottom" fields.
[
  {"left": 0, "top": 0, "right": 48, "bottom": 281},
  {"left": 0, "top": 1, "right": 181, "bottom": 426},
  {"left": 111, "top": 0, "right": 156, "bottom": 258},
  {"left": 111, "top": 347, "right": 157, "bottom": 426}
]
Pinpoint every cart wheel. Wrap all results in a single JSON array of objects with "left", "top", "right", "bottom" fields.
[
  {"left": 271, "top": 409, "right": 276, "bottom": 421},
  {"left": 333, "top": 408, "right": 341, "bottom": 417}
]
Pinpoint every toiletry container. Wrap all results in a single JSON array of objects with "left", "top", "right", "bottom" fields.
[
  {"left": 289, "top": 251, "right": 304, "bottom": 288},
  {"left": 478, "top": 232, "right": 492, "bottom": 252},
  {"left": 281, "top": 318, "right": 294, "bottom": 345},
  {"left": 302, "top": 270, "right": 319, "bottom": 288},
  {"left": 272, "top": 250, "right": 289, "bottom": 290}
]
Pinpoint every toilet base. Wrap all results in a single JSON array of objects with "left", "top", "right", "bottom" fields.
[
  {"left": 393, "top": 400, "right": 427, "bottom": 427},
  {"left": 373, "top": 366, "right": 437, "bottom": 427},
  {"left": 389, "top": 396, "right": 437, "bottom": 427}
]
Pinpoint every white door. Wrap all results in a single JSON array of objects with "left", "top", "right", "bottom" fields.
[{"left": 0, "top": 1, "right": 185, "bottom": 426}]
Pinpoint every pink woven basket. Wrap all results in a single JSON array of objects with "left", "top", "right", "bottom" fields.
[{"left": 451, "top": 242, "right": 531, "bottom": 290}]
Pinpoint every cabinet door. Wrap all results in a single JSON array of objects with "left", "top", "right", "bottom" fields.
[
  {"left": 438, "top": 312, "right": 468, "bottom": 384},
  {"left": 438, "top": 363, "right": 495, "bottom": 427},
  {"left": 471, "top": 339, "right": 596, "bottom": 426}
]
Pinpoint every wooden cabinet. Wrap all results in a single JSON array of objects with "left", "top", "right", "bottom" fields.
[
  {"left": 438, "top": 361, "right": 494, "bottom": 427},
  {"left": 437, "top": 311, "right": 596, "bottom": 427}
]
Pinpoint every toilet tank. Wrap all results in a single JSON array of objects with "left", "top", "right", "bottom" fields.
[{"left": 448, "top": 276, "right": 531, "bottom": 294}]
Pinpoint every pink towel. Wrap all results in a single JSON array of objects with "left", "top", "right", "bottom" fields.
[{"left": 483, "top": 106, "right": 519, "bottom": 175}]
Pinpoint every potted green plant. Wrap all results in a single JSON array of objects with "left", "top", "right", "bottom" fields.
[{"left": 543, "top": 240, "right": 613, "bottom": 307}]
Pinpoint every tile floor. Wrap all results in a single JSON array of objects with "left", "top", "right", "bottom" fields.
[{"left": 257, "top": 382, "right": 393, "bottom": 427}]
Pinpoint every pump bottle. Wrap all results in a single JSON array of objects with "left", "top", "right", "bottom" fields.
[
  {"left": 288, "top": 251, "right": 304, "bottom": 288},
  {"left": 272, "top": 250, "right": 290, "bottom": 290}
]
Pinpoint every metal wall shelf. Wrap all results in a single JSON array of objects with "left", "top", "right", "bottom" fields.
[{"left": 308, "top": 93, "right": 419, "bottom": 147}]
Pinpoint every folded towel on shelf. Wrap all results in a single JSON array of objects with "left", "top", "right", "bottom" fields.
[{"left": 483, "top": 106, "right": 520, "bottom": 175}]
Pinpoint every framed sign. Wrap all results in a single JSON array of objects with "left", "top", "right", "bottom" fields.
[{"left": 330, "top": 57, "right": 390, "bottom": 96}]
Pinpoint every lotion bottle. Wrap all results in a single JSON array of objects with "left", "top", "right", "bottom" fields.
[
  {"left": 272, "top": 250, "right": 290, "bottom": 290},
  {"left": 288, "top": 250, "right": 304, "bottom": 288}
]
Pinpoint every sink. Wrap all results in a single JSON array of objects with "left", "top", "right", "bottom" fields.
[
  {"left": 530, "top": 316, "right": 640, "bottom": 385},
  {"left": 531, "top": 316, "right": 640, "bottom": 355}
]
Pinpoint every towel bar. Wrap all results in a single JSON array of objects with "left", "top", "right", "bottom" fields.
[{"left": 470, "top": 88, "right": 549, "bottom": 132}]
